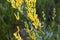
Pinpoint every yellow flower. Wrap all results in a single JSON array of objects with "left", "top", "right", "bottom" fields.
[
  {"left": 42, "top": 11, "right": 45, "bottom": 17},
  {"left": 7, "top": 0, "right": 23, "bottom": 8},
  {"left": 42, "top": 11, "right": 46, "bottom": 21},
  {"left": 15, "top": 0, "right": 23, "bottom": 7},
  {"left": 30, "top": 31, "right": 36, "bottom": 40},
  {"left": 16, "top": 0, "right": 19, "bottom": 7},
  {"left": 7, "top": 0, "right": 10, "bottom": 2},
  {"left": 12, "top": 4, "right": 16, "bottom": 8},
  {"left": 13, "top": 26, "right": 22, "bottom": 40},
  {"left": 14, "top": 12, "right": 20, "bottom": 21},
  {"left": 27, "top": 13, "right": 34, "bottom": 21},
  {"left": 24, "top": 22, "right": 29, "bottom": 28},
  {"left": 25, "top": 0, "right": 41, "bottom": 29}
]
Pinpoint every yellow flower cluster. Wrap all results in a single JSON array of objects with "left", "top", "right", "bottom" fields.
[
  {"left": 7, "top": 0, "right": 23, "bottom": 8},
  {"left": 25, "top": 0, "right": 40, "bottom": 29},
  {"left": 7, "top": 0, "right": 23, "bottom": 40},
  {"left": 13, "top": 26, "right": 22, "bottom": 40},
  {"left": 24, "top": 22, "right": 36, "bottom": 40},
  {"left": 30, "top": 31, "right": 36, "bottom": 40},
  {"left": 25, "top": 0, "right": 36, "bottom": 13},
  {"left": 25, "top": 0, "right": 36, "bottom": 8},
  {"left": 28, "top": 13, "right": 40, "bottom": 29},
  {"left": 14, "top": 12, "right": 20, "bottom": 21},
  {"left": 14, "top": 12, "right": 22, "bottom": 40}
]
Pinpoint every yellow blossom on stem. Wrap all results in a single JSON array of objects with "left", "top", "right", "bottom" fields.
[
  {"left": 13, "top": 26, "right": 22, "bottom": 40},
  {"left": 14, "top": 12, "right": 20, "bottom": 21},
  {"left": 25, "top": 0, "right": 41, "bottom": 29},
  {"left": 7, "top": 0, "right": 23, "bottom": 8},
  {"left": 27, "top": 13, "right": 34, "bottom": 21},
  {"left": 30, "top": 31, "right": 36, "bottom": 40},
  {"left": 15, "top": 0, "right": 23, "bottom": 7}
]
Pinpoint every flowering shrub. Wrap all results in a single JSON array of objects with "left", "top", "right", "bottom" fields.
[{"left": 0, "top": 0, "right": 59, "bottom": 40}]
